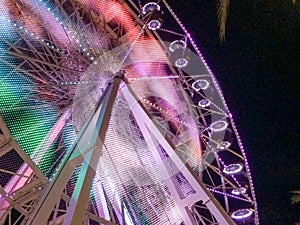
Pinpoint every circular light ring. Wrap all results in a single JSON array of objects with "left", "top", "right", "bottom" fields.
[
  {"left": 209, "top": 120, "right": 228, "bottom": 132},
  {"left": 198, "top": 99, "right": 211, "bottom": 107},
  {"left": 175, "top": 58, "right": 188, "bottom": 68},
  {"left": 223, "top": 163, "right": 243, "bottom": 175},
  {"left": 169, "top": 40, "right": 187, "bottom": 52},
  {"left": 217, "top": 141, "right": 231, "bottom": 149},
  {"left": 232, "top": 187, "right": 247, "bottom": 195},
  {"left": 192, "top": 79, "right": 209, "bottom": 91},
  {"left": 231, "top": 208, "right": 253, "bottom": 220},
  {"left": 147, "top": 19, "right": 161, "bottom": 30},
  {"left": 142, "top": 2, "right": 160, "bottom": 15}
]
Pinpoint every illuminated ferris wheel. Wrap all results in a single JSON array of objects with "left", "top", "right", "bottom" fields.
[{"left": 0, "top": 0, "right": 259, "bottom": 224}]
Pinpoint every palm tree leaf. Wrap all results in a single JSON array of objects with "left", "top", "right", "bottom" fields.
[
  {"left": 217, "top": 0, "right": 230, "bottom": 41},
  {"left": 291, "top": 191, "right": 300, "bottom": 204},
  {"left": 216, "top": 0, "right": 297, "bottom": 41}
]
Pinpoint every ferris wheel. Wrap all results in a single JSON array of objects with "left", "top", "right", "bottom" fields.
[{"left": 0, "top": 0, "right": 259, "bottom": 225}]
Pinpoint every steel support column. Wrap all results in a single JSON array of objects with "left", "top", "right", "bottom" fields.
[
  {"left": 25, "top": 75, "right": 122, "bottom": 225},
  {"left": 122, "top": 85, "right": 236, "bottom": 225}
]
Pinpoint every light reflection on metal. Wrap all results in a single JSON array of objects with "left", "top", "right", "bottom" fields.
[
  {"left": 169, "top": 40, "right": 187, "bottom": 52},
  {"left": 232, "top": 187, "right": 247, "bottom": 195},
  {"left": 198, "top": 98, "right": 211, "bottom": 107},
  {"left": 231, "top": 208, "right": 253, "bottom": 220},
  {"left": 175, "top": 58, "right": 188, "bottom": 68},
  {"left": 217, "top": 141, "right": 231, "bottom": 149},
  {"left": 192, "top": 79, "right": 209, "bottom": 91},
  {"left": 223, "top": 163, "right": 243, "bottom": 175},
  {"left": 147, "top": 19, "right": 162, "bottom": 30},
  {"left": 210, "top": 120, "right": 228, "bottom": 132},
  {"left": 142, "top": 2, "right": 160, "bottom": 15}
]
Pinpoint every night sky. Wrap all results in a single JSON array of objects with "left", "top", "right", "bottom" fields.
[{"left": 171, "top": 0, "right": 300, "bottom": 224}]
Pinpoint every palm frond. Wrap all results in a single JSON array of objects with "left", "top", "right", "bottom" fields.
[
  {"left": 217, "top": 0, "right": 230, "bottom": 41},
  {"left": 216, "top": 0, "right": 297, "bottom": 41},
  {"left": 291, "top": 191, "right": 300, "bottom": 204}
]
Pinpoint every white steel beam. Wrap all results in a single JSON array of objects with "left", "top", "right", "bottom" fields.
[
  {"left": 25, "top": 76, "right": 122, "bottom": 225},
  {"left": 122, "top": 85, "right": 236, "bottom": 225}
]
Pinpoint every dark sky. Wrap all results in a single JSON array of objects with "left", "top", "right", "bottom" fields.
[{"left": 172, "top": 0, "right": 300, "bottom": 224}]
